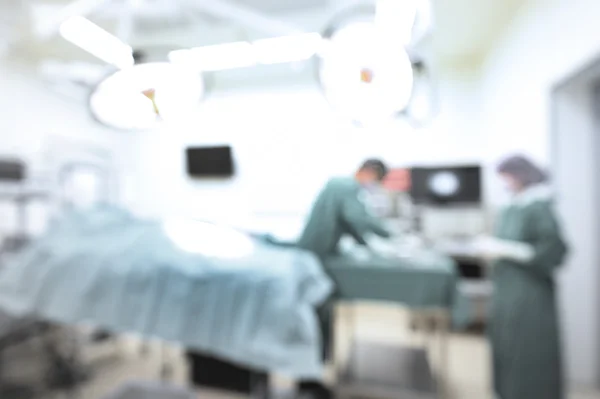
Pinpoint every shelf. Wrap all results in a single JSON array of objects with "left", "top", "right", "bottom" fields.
[{"left": 0, "top": 186, "right": 51, "bottom": 202}]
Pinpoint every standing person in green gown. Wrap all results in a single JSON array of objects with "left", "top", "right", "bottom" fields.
[
  {"left": 477, "top": 155, "right": 568, "bottom": 399},
  {"left": 295, "top": 159, "right": 392, "bottom": 399}
]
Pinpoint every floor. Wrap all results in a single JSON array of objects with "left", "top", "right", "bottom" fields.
[{"left": 5, "top": 303, "right": 600, "bottom": 399}]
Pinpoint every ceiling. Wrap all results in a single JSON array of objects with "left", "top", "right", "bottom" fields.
[
  {"left": 0, "top": 0, "right": 528, "bottom": 66},
  {"left": 432, "top": 0, "right": 526, "bottom": 60}
]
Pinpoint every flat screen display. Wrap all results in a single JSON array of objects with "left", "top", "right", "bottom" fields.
[
  {"left": 0, "top": 160, "right": 25, "bottom": 182},
  {"left": 186, "top": 146, "right": 234, "bottom": 177},
  {"left": 410, "top": 165, "right": 481, "bottom": 206}
]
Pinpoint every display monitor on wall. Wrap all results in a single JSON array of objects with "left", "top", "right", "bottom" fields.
[
  {"left": 0, "top": 160, "right": 25, "bottom": 182},
  {"left": 410, "top": 165, "right": 481, "bottom": 206},
  {"left": 186, "top": 146, "right": 234, "bottom": 178}
]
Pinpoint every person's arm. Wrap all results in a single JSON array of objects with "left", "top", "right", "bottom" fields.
[
  {"left": 340, "top": 191, "right": 391, "bottom": 245},
  {"left": 521, "top": 202, "right": 568, "bottom": 276},
  {"left": 475, "top": 236, "right": 535, "bottom": 262},
  {"left": 484, "top": 203, "right": 568, "bottom": 277}
]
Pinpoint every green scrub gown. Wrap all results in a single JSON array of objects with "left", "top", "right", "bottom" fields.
[
  {"left": 298, "top": 177, "right": 391, "bottom": 258},
  {"left": 297, "top": 177, "right": 391, "bottom": 360},
  {"left": 490, "top": 199, "right": 567, "bottom": 399}
]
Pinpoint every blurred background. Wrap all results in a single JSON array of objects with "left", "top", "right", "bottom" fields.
[{"left": 0, "top": 0, "right": 599, "bottom": 398}]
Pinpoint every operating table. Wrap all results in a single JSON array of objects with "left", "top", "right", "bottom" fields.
[
  {"left": 0, "top": 206, "right": 333, "bottom": 384},
  {"left": 323, "top": 251, "right": 467, "bottom": 399}
]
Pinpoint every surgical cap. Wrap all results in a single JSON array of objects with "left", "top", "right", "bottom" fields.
[{"left": 497, "top": 155, "right": 547, "bottom": 187}]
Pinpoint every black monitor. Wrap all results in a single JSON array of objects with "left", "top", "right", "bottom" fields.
[
  {"left": 0, "top": 160, "right": 25, "bottom": 182},
  {"left": 410, "top": 165, "right": 481, "bottom": 206},
  {"left": 186, "top": 146, "right": 234, "bottom": 178}
]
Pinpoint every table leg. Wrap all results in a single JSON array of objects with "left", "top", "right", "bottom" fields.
[
  {"left": 332, "top": 302, "right": 358, "bottom": 387},
  {"left": 437, "top": 311, "right": 450, "bottom": 399},
  {"left": 332, "top": 305, "right": 342, "bottom": 384},
  {"left": 426, "top": 311, "right": 436, "bottom": 365},
  {"left": 415, "top": 311, "right": 427, "bottom": 348},
  {"left": 158, "top": 342, "right": 173, "bottom": 381},
  {"left": 342, "top": 303, "right": 357, "bottom": 380}
]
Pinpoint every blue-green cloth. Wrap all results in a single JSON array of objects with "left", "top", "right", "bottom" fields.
[
  {"left": 490, "top": 199, "right": 567, "bottom": 399},
  {"left": 323, "top": 252, "right": 470, "bottom": 329},
  {"left": 297, "top": 177, "right": 390, "bottom": 258},
  {"left": 0, "top": 206, "right": 333, "bottom": 379},
  {"left": 260, "top": 233, "right": 470, "bottom": 329}
]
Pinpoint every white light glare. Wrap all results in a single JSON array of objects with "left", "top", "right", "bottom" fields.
[
  {"left": 169, "top": 33, "right": 323, "bottom": 71},
  {"left": 412, "top": 0, "right": 434, "bottom": 42},
  {"left": 319, "top": 22, "right": 415, "bottom": 124},
  {"left": 172, "top": 42, "right": 256, "bottom": 72},
  {"left": 164, "top": 219, "right": 255, "bottom": 259},
  {"left": 254, "top": 33, "right": 323, "bottom": 64},
  {"left": 60, "top": 16, "right": 134, "bottom": 70},
  {"left": 375, "top": 0, "right": 418, "bottom": 45}
]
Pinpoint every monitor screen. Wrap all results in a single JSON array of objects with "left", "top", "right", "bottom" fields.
[
  {"left": 186, "top": 146, "right": 234, "bottom": 178},
  {"left": 410, "top": 165, "right": 481, "bottom": 206},
  {"left": 0, "top": 160, "right": 25, "bottom": 182}
]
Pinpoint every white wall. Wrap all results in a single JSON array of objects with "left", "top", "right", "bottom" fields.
[
  {"left": 0, "top": 60, "right": 484, "bottom": 240},
  {"left": 0, "top": 63, "right": 131, "bottom": 235},
  {"left": 122, "top": 64, "right": 484, "bottom": 237},
  {"left": 0, "top": 64, "right": 129, "bottom": 157},
  {"left": 479, "top": 0, "right": 600, "bottom": 388},
  {"left": 554, "top": 78, "right": 600, "bottom": 390},
  {"left": 481, "top": 0, "right": 600, "bottom": 204}
]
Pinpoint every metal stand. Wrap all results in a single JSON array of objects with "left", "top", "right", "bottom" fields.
[
  {"left": 333, "top": 304, "right": 450, "bottom": 399},
  {"left": 158, "top": 342, "right": 174, "bottom": 382},
  {"left": 0, "top": 191, "right": 50, "bottom": 249},
  {"left": 338, "top": 343, "right": 437, "bottom": 399}
]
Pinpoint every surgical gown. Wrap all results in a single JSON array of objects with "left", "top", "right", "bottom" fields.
[
  {"left": 298, "top": 177, "right": 390, "bottom": 258},
  {"left": 296, "top": 177, "right": 391, "bottom": 360},
  {"left": 490, "top": 198, "right": 567, "bottom": 399}
]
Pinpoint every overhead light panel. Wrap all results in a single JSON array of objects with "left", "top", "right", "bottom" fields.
[
  {"left": 169, "top": 33, "right": 323, "bottom": 71},
  {"left": 171, "top": 42, "right": 256, "bottom": 72},
  {"left": 254, "top": 33, "right": 323, "bottom": 64},
  {"left": 60, "top": 16, "right": 134, "bottom": 70}
]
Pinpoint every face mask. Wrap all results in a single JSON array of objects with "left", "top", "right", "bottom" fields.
[
  {"left": 501, "top": 180, "right": 513, "bottom": 193},
  {"left": 362, "top": 182, "right": 379, "bottom": 193}
]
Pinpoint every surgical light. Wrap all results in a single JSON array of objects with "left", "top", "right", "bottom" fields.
[
  {"left": 59, "top": 16, "right": 134, "bottom": 70},
  {"left": 89, "top": 62, "right": 205, "bottom": 130},
  {"left": 318, "top": 21, "right": 415, "bottom": 124}
]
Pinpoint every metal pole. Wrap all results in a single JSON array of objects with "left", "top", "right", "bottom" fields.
[{"left": 437, "top": 310, "right": 450, "bottom": 399}]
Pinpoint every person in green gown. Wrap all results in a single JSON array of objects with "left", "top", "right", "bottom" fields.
[
  {"left": 477, "top": 155, "right": 568, "bottom": 399},
  {"left": 295, "top": 159, "right": 392, "bottom": 399},
  {"left": 297, "top": 158, "right": 392, "bottom": 259}
]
